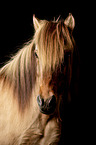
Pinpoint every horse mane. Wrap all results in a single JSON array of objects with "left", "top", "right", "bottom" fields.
[
  {"left": 0, "top": 41, "right": 37, "bottom": 111},
  {"left": 0, "top": 17, "right": 76, "bottom": 111},
  {"left": 34, "top": 19, "right": 75, "bottom": 73}
]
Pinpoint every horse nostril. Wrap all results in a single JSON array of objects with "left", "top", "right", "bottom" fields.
[
  {"left": 37, "top": 95, "right": 44, "bottom": 107},
  {"left": 37, "top": 95, "right": 56, "bottom": 115},
  {"left": 47, "top": 95, "right": 56, "bottom": 107}
]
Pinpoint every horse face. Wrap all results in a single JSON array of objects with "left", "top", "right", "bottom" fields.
[
  {"left": 33, "top": 15, "right": 75, "bottom": 115},
  {"left": 35, "top": 50, "right": 71, "bottom": 115}
]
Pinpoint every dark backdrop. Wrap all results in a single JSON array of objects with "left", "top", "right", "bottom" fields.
[
  {"left": 0, "top": 2, "right": 88, "bottom": 145},
  {"left": 0, "top": 2, "right": 81, "bottom": 64}
]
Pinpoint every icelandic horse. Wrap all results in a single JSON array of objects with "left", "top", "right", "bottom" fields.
[{"left": 0, "top": 14, "right": 79, "bottom": 144}]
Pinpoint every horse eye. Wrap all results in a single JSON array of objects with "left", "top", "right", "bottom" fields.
[{"left": 34, "top": 51, "right": 39, "bottom": 59}]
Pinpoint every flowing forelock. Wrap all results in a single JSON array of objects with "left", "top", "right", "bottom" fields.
[{"left": 34, "top": 19, "right": 74, "bottom": 74}]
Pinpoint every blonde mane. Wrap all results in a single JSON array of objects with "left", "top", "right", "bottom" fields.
[
  {"left": 0, "top": 41, "right": 37, "bottom": 110},
  {"left": 0, "top": 14, "right": 78, "bottom": 144},
  {"left": 0, "top": 15, "right": 75, "bottom": 111},
  {"left": 34, "top": 19, "right": 74, "bottom": 73}
]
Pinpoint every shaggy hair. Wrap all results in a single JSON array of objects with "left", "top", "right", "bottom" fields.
[
  {"left": 0, "top": 16, "right": 74, "bottom": 111},
  {"left": 0, "top": 42, "right": 37, "bottom": 110},
  {"left": 0, "top": 14, "right": 79, "bottom": 144}
]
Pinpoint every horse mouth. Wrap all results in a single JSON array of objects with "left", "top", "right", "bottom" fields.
[{"left": 39, "top": 105, "right": 56, "bottom": 115}]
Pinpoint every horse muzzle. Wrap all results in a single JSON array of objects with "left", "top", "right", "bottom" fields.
[{"left": 37, "top": 95, "right": 56, "bottom": 115}]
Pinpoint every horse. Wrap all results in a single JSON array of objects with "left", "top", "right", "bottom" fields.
[{"left": 0, "top": 14, "right": 79, "bottom": 144}]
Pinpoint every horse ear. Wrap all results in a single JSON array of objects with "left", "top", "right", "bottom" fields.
[
  {"left": 33, "top": 15, "right": 40, "bottom": 31},
  {"left": 64, "top": 13, "right": 75, "bottom": 30}
]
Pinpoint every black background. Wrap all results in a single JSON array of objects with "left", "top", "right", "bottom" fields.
[
  {"left": 0, "top": 1, "right": 91, "bottom": 144},
  {"left": 0, "top": 2, "right": 82, "bottom": 64}
]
